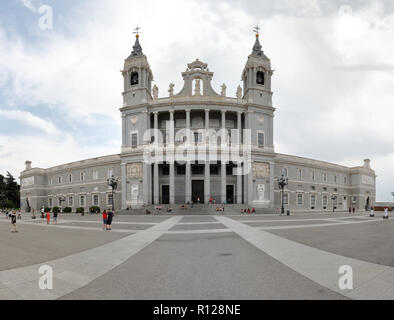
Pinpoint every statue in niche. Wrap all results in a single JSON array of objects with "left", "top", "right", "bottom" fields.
[
  {"left": 236, "top": 85, "right": 242, "bottom": 99},
  {"left": 194, "top": 79, "right": 201, "bottom": 96},
  {"left": 257, "top": 184, "right": 265, "bottom": 202},
  {"left": 221, "top": 83, "right": 227, "bottom": 97},
  {"left": 168, "top": 83, "right": 175, "bottom": 97},
  {"left": 152, "top": 85, "right": 159, "bottom": 99}
]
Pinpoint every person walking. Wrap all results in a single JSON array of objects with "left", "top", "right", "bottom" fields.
[
  {"left": 53, "top": 210, "right": 58, "bottom": 225},
  {"left": 370, "top": 207, "right": 375, "bottom": 217},
  {"left": 106, "top": 209, "right": 113, "bottom": 230},
  {"left": 46, "top": 210, "right": 51, "bottom": 225},
  {"left": 383, "top": 208, "right": 389, "bottom": 220},
  {"left": 352, "top": 207, "right": 355, "bottom": 214},
  {"left": 10, "top": 211, "right": 18, "bottom": 233},
  {"left": 102, "top": 210, "right": 107, "bottom": 230}
]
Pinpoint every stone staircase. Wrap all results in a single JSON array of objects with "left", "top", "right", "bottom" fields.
[{"left": 116, "top": 204, "right": 275, "bottom": 215}]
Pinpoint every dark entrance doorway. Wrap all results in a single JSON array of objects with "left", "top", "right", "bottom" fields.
[
  {"left": 162, "top": 185, "right": 169, "bottom": 204},
  {"left": 226, "top": 185, "right": 234, "bottom": 204},
  {"left": 192, "top": 180, "right": 204, "bottom": 203}
]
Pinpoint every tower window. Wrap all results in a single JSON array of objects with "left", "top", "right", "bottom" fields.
[
  {"left": 256, "top": 71, "right": 265, "bottom": 85},
  {"left": 130, "top": 72, "right": 138, "bottom": 86}
]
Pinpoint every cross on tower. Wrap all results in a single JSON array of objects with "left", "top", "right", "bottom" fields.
[
  {"left": 253, "top": 25, "right": 261, "bottom": 36},
  {"left": 133, "top": 26, "right": 141, "bottom": 37}
]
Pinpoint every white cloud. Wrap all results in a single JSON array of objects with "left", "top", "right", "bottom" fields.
[
  {"left": 21, "top": 0, "right": 37, "bottom": 13},
  {"left": 0, "top": 109, "right": 58, "bottom": 135}
]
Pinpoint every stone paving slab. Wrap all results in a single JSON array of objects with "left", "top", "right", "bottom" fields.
[
  {"left": 169, "top": 223, "right": 228, "bottom": 231},
  {"left": 61, "top": 232, "right": 346, "bottom": 300},
  {"left": 61, "top": 222, "right": 152, "bottom": 230},
  {"left": 179, "top": 216, "right": 218, "bottom": 223},
  {"left": 216, "top": 216, "right": 394, "bottom": 300},
  {"left": 0, "top": 222, "right": 126, "bottom": 271},
  {"left": 267, "top": 219, "right": 394, "bottom": 267},
  {"left": 245, "top": 220, "right": 335, "bottom": 227},
  {"left": 0, "top": 216, "right": 182, "bottom": 300}
]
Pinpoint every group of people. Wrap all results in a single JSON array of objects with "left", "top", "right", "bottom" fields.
[
  {"left": 102, "top": 209, "right": 115, "bottom": 230},
  {"left": 370, "top": 207, "right": 390, "bottom": 219},
  {"left": 240, "top": 208, "right": 256, "bottom": 214}
]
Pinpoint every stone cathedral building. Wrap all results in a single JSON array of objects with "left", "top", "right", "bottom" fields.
[{"left": 20, "top": 32, "right": 376, "bottom": 213}]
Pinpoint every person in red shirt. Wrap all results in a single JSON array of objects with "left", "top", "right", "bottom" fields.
[
  {"left": 102, "top": 210, "right": 107, "bottom": 230},
  {"left": 46, "top": 211, "right": 50, "bottom": 224}
]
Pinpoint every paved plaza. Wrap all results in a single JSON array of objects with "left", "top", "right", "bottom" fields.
[{"left": 0, "top": 211, "right": 393, "bottom": 300}]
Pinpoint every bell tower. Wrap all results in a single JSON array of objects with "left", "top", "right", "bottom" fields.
[
  {"left": 241, "top": 28, "right": 273, "bottom": 106},
  {"left": 122, "top": 30, "right": 153, "bottom": 107}
]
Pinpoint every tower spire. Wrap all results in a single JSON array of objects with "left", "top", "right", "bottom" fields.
[
  {"left": 130, "top": 26, "right": 143, "bottom": 57},
  {"left": 251, "top": 25, "right": 267, "bottom": 58}
]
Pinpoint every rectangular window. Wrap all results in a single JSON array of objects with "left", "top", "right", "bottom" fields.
[
  {"left": 210, "top": 164, "right": 219, "bottom": 175},
  {"left": 323, "top": 195, "right": 328, "bottom": 207},
  {"left": 107, "top": 194, "right": 113, "bottom": 206},
  {"left": 58, "top": 176, "right": 62, "bottom": 184},
  {"left": 311, "top": 195, "right": 316, "bottom": 207},
  {"left": 176, "top": 165, "right": 185, "bottom": 175},
  {"left": 192, "top": 165, "right": 204, "bottom": 175},
  {"left": 283, "top": 193, "right": 289, "bottom": 205},
  {"left": 49, "top": 198, "right": 53, "bottom": 207},
  {"left": 344, "top": 176, "right": 347, "bottom": 184},
  {"left": 283, "top": 168, "right": 288, "bottom": 177},
  {"left": 80, "top": 172, "right": 85, "bottom": 181},
  {"left": 68, "top": 196, "right": 73, "bottom": 207},
  {"left": 297, "top": 193, "right": 303, "bottom": 206},
  {"left": 334, "top": 175, "right": 337, "bottom": 183},
  {"left": 69, "top": 174, "right": 73, "bottom": 183},
  {"left": 162, "top": 165, "right": 169, "bottom": 176},
  {"left": 93, "top": 170, "right": 99, "bottom": 180},
  {"left": 107, "top": 168, "right": 114, "bottom": 179},
  {"left": 194, "top": 132, "right": 202, "bottom": 143},
  {"left": 312, "top": 171, "right": 315, "bottom": 181},
  {"left": 333, "top": 196, "right": 338, "bottom": 207},
  {"left": 323, "top": 173, "right": 327, "bottom": 182},
  {"left": 80, "top": 195, "right": 85, "bottom": 207},
  {"left": 93, "top": 195, "right": 99, "bottom": 206},
  {"left": 131, "top": 132, "right": 138, "bottom": 148},
  {"left": 298, "top": 169, "right": 302, "bottom": 180},
  {"left": 258, "top": 132, "right": 265, "bottom": 147}
]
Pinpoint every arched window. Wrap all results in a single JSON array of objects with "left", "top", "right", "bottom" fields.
[
  {"left": 130, "top": 72, "right": 138, "bottom": 86},
  {"left": 256, "top": 71, "right": 265, "bottom": 85}
]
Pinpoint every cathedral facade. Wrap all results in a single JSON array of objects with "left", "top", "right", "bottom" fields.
[{"left": 19, "top": 33, "right": 377, "bottom": 213}]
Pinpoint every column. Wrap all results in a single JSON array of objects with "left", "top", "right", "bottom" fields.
[
  {"left": 186, "top": 109, "right": 191, "bottom": 143},
  {"left": 204, "top": 109, "right": 210, "bottom": 204},
  {"left": 121, "top": 163, "right": 127, "bottom": 209},
  {"left": 121, "top": 114, "right": 126, "bottom": 148},
  {"left": 169, "top": 110, "right": 175, "bottom": 204},
  {"left": 170, "top": 162, "right": 175, "bottom": 205},
  {"left": 204, "top": 161, "right": 210, "bottom": 204},
  {"left": 221, "top": 161, "right": 226, "bottom": 204},
  {"left": 153, "top": 112, "right": 159, "bottom": 204},
  {"left": 185, "top": 161, "right": 191, "bottom": 203},
  {"left": 143, "top": 163, "right": 149, "bottom": 205},
  {"left": 237, "top": 163, "right": 242, "bottom": 204},
  {"left": 237, "top": 111, "right": 242, "bottom": 145}
]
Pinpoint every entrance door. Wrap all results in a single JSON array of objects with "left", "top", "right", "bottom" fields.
[
  {"left": 226, "top": 185, "right": 234, "bottom": 204},
  {"left": 162, "top": 185, "right": 169, "bottom": 204},
  {"left": 192, "top": 180, "right": 204, "bottom": 203}
]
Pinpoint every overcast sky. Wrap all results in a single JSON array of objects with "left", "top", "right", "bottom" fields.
[{"left": 0, "top": 0, "right": 393, "bottom": 201}]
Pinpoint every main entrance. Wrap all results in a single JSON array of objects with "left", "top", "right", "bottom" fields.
[
  {"left": 192, "top": 180, "right": 204, "bottom": 203},
  {"left": 162, "top": 185, "right": 169, "bottom": 204},
  {"left": 226, "top": 185, "right": 234, "bottom": 204}
]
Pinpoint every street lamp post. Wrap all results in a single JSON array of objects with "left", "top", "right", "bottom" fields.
[
  {"left": 331, "top": 195, "right": 337, "bottom": 213},
  {"left": 107, "top": 175, "right": 119, "bottom": 211},
  {"left": 59, "top": 196, "right": 66, "bottom": 212},
  {"left": 277, "top": 174, "right": 288, "bottom": 215}
]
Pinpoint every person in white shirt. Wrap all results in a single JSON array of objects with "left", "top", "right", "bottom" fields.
[
  {"left": 370, "top": 207, "right": 375, "bottom": 217},
  {"left": 383, "top": 208, "right": 389, "bottom": 220}
]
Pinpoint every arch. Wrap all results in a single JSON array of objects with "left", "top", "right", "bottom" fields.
[
  {"left": 130, "top": 72, "right": 139, "bottom": 86},
  {"left": 256, "top": 71, "right": 265, "bottom": 85}
]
